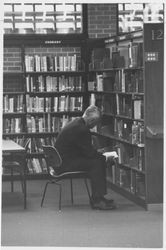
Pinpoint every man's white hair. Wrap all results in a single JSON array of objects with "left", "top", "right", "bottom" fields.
[{"left": 83, "top": 105, "right": 101, "bottom": 118}]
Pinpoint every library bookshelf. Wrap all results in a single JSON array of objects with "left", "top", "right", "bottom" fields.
[
  {"left": 3, "top": 33, "right": 88, "bottom": 179},
  {"left": 87, "top": 24, "right": 163, "bottom": 209}
]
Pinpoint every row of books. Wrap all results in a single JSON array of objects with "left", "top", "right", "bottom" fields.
[
  {"left": 116, "top": 143, "right": 145, "bottom": 171},
  {"left": 89, "top": 93, "right": 103, "bottom": 109},
  {"left": 112, "top": 42, "right": 143, "bottom": 69},
  {"left": 26, "top": 95, "right": 83, "bottom": 112},
  {"left": 100, "top": 120, "right": 144, "bottom": 146},
  {"left": 116, "top": 94, "right": 132, "bottom": 118},
  {"left": 133, "top": 97, "right": 144, "bottom": 120},
  {"left": 116, "top": 94, "right": 144, "bottom": 120},
  {"left": 90, "top": 93, "right": 144, "bottom": 120},
  {"left": 89, "top": 48, "right": 111, "bottom": 70},
  {"left": 26, "top": 75, "right": 84, "bottom": 92},
  {"left": 107, "top": 94, "right": 144, "bottom": 120},
  {"left": 26, "top": 115, "right": 75, "bottom": 133},
  {"left": 12, "top": 137, "right": 28, "bottom": 147},
  {"left": 112, "top": 94, "right": 133, "bottom": 119},
  {"left": 102, "top": 95, "right": 116, "bottom": 114},
  {"left": 26, "top": 137, "right": 57, "bottom": 153},
  {"left": 27, "top": 158, "right": 47, "bottom": 174},
  {"left": 131, "top": 121, "right": 144, "bottom": 145},
  {"left": 3, "top": 114, "right": 77, "bottom": 134},
  {"left": 92, "top": 74, "right": 104, "bottom": 92},
  {"left": 3, "top": 95, "right": 24, "bottom": 113},
  {"left": 3, "top": 136, "right": 50, "bottom": 174},
  {"left": 3, "top": 118, "right": 23, "bottom": 133},
  {"left": 108, "top": 165, "right": 145, "bottom": 197},
  {"left": 10, "top": 136, "right": 57, "bottom": 154},
  {"left": 25, "top": 54, "right": 81, "bottom": 72},
  {"left": 56, "top": 96, "right": 83, "bottom": 112},
  {"left": 88, "top": 70, "right": 143, "bottom": 93},
  {"left": 114, "top": 70, "right": 143, "bottom": 93},
  {"left": 89, "top": 42, "right": 143, "bottom": 70}
]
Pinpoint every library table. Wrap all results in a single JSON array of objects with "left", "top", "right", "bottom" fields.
[{"left": 2, "top": 139, "right": 27, "bottom": 209}]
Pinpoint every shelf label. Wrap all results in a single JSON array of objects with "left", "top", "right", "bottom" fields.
[
  {"left": 45, "top": 40, "right": 61, "bottom": 44},
  {"left": 105, "top": 38, "right": 115, "bottom": 44},
  {"left": 131, "top": 31, "right": 143, "bottom": 38},
  {"left": 145, "top": 52, "right": 159, "bottom": 62},
  {"left": 118, "top": 35, "right": 127, "bottom": 41}
]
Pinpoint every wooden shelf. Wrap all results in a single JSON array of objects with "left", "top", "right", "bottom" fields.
[
  {"left": 88, "top": 90, "right": 144, "bottom": 96},
  {"left": 103, "top": 113, "right": 144, "bottom": 122},
  {"left": 92, "top": 132, "right": 145, "bottom": 148},
  {"left": 25, "top": 71, "right": 86, "bottom": 76},
  {"left": 118, "top": 163, "right": 145, "bottom": 174},
  {"left": 3, "top": 133, "right": 26, "bottom": 137},
  {"left": 26, "top": 111, "right": 83, "bottom": 115},
  {"left": 89, "top": 67, "right": 143, "bottom": 73},
  {"left": 27, "top": 91, "right": 85, "bottom": 96},
  {"left": 3, "top": 112, "right": 26, "bottom": 116},
  {"left": 3, "top": 92, "right": 25, "bottom": 95}
]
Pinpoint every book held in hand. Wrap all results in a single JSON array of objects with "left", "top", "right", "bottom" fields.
[{"left": 103, "top": 151, "right": 118, "bottom": 161}]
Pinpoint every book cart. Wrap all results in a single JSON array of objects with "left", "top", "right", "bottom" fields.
[{"left": 87, "top": 23, "right": 163, "bottom": 209}]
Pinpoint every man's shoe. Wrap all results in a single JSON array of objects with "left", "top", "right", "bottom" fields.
[
  {"left": 100, "top": 197, "right": 114, "bottom": 205},
  {"left": 91, "top": 199, "right": 117, "bottom": 210}
]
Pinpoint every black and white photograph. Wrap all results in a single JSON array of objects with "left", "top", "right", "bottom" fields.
[{"left": 0, "top": 0, "right": 165, "bottom": 248}]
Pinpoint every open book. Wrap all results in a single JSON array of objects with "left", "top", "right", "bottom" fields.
[
  {"left": 103, "top": 151, "right": 118, "bottom": 161},
  {"left": 97, "top": 147, "right": 118, "bottom": 161}
]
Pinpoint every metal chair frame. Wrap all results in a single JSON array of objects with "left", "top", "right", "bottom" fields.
[{"left": 41, "top": 145, "right": 91, "bottom": 211}]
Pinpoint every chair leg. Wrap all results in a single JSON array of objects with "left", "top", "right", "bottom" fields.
[
  {"left": 11, "top": 168, "right": 14, "bottom": 192},
  {"left": 84, "top": 178, "right": 91, "bottom": 201},
  {"left": 58, "top": 183, "right": 62, "bottom": 211},
  {"left": 41, "top": 182, "right": 49, "bottom": 207},
  {"left": 41, "top": 181, "right": 62, "bottom": 211},
  {"left": 20, "top": 173, "right": 25, "bottom": 194},
  {"left": 70, "top": 178, "right": 74, "bottom": 205}
]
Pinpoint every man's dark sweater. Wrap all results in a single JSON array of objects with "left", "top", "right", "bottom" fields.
[
  {"left": 55, "top": 117, "right": 107, "bottom": 198},
  {"left": 55, "top": 117, "right": 103, "bottom": 161}
]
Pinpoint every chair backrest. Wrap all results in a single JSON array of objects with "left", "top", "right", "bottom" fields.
[{"left": 42, "top": 145, "right": 62, "bottom": 175}]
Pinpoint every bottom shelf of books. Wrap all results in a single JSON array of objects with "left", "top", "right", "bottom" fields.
[
  {"left": 106, "top": 163, "right": 146, "bottom": 208},
  {"left": 2, "top": 136, "right": 57, "bottom": 176},
  {"left": 27, "top": 156, "right": 47, "bottom": 175},
  {"left": 92, "top": 132, "right": 146, "bottom": 209}
]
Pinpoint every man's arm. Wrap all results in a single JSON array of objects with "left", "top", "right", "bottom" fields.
[{"left": 75, "top": 127, "right": 105, "bottom": 159}]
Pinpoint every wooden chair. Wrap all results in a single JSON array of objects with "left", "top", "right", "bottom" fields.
[{"left": 41, "top": 145, "right": 91, "bottom": 211}]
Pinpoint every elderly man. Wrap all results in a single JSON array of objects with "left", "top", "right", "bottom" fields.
[{"left": 55, "top": 105, "right": 116, "bottom": 210}]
